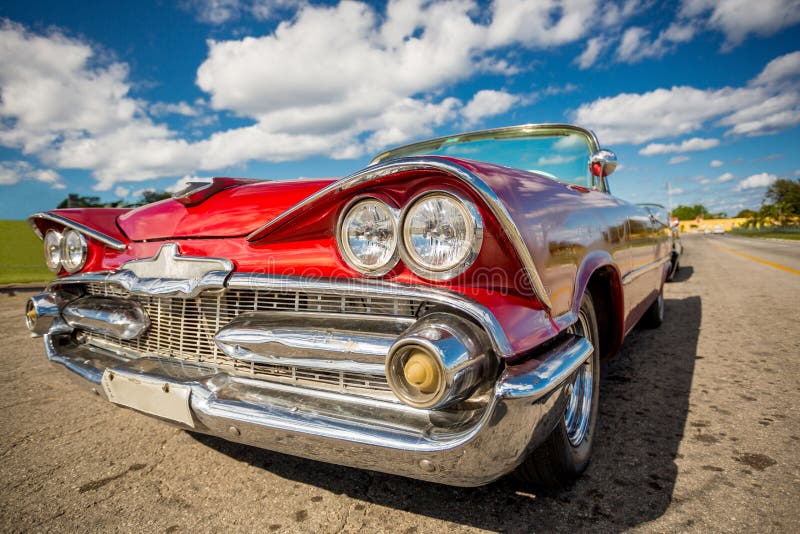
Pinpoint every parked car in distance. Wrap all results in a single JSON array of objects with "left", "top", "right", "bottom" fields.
[
  {"left": 26, "top": 123, "right": 671, "bottom": 489},
  {"left": 713, "top": 225, "right": 725, "bottom": 234}
]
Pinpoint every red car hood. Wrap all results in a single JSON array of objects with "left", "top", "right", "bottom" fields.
[{"left": 117, "top": 178, "right": 336, "bottom": 241}]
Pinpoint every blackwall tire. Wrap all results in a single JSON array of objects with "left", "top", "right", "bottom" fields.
[
  {"left": 641, "top": 288, "right": 664, "bottom": 329},
  {"left": 513, "top": 291, "right": 600, "bottom": 489}
]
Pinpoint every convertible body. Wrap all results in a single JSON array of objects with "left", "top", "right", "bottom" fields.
[{"left": 26, "top": 124, "right": 670, "bottom": 487}]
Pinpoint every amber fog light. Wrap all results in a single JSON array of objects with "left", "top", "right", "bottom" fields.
[
  {"left": 24, "top": 299, "right": 38, "bottom": 332},
  {"left": 387, "top": 313, "right": 492, "bottom": 410},
  {"left": 388, "top": 346, "right": 446, "bottom": 408},
  {"left": 404, "top": 351, "right": 440, "bottom": 393}
]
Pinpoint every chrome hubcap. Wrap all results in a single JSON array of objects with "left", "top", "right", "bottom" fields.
[{"left": 565, "top": 312, "right": 594, "bottom": 447}]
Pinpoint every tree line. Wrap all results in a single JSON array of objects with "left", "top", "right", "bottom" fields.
[
  {"left": 672, "top": 178, "right": 800, "bottom": 225},
  {"left": 56, "top": 190, "right": 172, "bottom": 209}
]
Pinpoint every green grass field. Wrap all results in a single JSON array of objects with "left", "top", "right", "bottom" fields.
[
  {"left": 0, "top": 220, "right": 53, "bottom": 284},
  {"left": 730, "top": 226, "right": 800, "bottom": 241}
]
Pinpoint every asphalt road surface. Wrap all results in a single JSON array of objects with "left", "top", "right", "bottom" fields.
[{"left": 1, "top": 234, "right": 799, "bottom": 533}]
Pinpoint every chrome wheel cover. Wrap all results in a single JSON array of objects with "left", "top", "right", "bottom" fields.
[{"left": 565, "top": 311, "right": 594, "bottom": 447}]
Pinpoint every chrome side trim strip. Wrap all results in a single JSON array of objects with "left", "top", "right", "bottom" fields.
[
  {"left": 28, "top": 212, "right": 127, "bottom": 251},
  {"left": 621, "top": 254, "right": 671, "bottom": 286},
  {"left": 245, "top": 158, "right": 553, "bottom": 311}
]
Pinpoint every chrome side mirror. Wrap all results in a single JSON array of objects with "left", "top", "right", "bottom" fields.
[{"left": 590, "top": 149, "right": 618, "bottom": 178}]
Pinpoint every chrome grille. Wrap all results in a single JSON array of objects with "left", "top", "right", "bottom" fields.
[{"left": 82, "top": 282, "right": 433, "bottom": 396}]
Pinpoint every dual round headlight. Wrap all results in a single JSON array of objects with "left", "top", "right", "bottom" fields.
[
  {"left": 338, "top": 199, "right": 399, "bottom": 276},
  {"left": 337, "top": 192, "right": 483, "bottom": 279},
  {"left": 43, "top": 228, "right": 87, "bottom": 273}
]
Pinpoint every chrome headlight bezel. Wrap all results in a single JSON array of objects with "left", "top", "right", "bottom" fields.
[
  {"left": 43, "top": 229, "right": 63, "bottom": 273},
  {"left": 60, "top": 229, "right": 88, "bottom": 273},
  {"left": 336, "top": 197, "right": 400, "bottom": 277},
  {"left": 399, "top": 191, "right": 483, "bottom": 281}
]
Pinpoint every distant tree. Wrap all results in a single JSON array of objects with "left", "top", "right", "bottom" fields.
[
  {"left": 764, "top": 178, "right": 800, "bottom": 221},
  {"left": 56, "top": 194, "right": 104, "bottom": 208},
  {"left": 140, "top": 190, "right": 172, "bottom": 204},
  {"left": 735, "top": 209, "right": 757, "bottom": 218},
  {"left": 672, "top": 204, "right": 710, "bottom": 220},
  {"left": 58, "top": 189, "right": 173, "bottom": 209}
]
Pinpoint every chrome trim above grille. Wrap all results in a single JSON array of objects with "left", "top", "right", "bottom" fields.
[{"left": 119, "top": 243, "right": 233, "bottom": 297}]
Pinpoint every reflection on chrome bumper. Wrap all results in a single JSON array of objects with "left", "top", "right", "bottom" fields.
[{"left": 42, "top": 333, "right": 591, "bottom": 486}]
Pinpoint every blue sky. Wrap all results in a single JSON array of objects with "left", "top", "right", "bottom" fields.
[{"left": 1, "top": 0, "right": 799, "bottom": 220}]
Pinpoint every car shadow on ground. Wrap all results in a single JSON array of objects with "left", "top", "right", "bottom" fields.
[
  {"left": 191, "top": 293, "right": 702, "bottom": 532},
  {"left": 669, "top": 265, "right": 694, "bottom": 283}
]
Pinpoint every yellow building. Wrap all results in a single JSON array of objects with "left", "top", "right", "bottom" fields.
[{"left": 678, "top": 218, "right": 747, "bottom": 233}]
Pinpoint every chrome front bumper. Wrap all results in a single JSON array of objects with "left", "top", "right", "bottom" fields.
[{"left": 42, "top": 332, "right": 592, "bottom": 486}]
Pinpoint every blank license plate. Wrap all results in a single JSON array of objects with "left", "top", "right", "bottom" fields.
[{"left": 101, "top": 370, "right": 194, "bottom": 427}]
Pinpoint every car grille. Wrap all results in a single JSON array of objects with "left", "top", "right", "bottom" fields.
[{"left": 82, "top": 282, "right": 434, "bottom": 397}]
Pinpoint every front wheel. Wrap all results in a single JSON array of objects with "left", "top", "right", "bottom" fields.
[{"left": 513, "top": 291, "right": 600, "bottom": 489}]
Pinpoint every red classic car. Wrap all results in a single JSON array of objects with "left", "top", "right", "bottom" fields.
[{"left": 26, "top": 124, "right": 670, "bottom": 488}]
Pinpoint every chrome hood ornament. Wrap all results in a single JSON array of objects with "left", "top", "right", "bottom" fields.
[{"left": 115, "top": 243, "right": 234, "bottom": 298}]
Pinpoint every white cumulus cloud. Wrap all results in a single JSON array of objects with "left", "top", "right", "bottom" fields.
[
  {"left": 615, "top": 23, "right": 697, "bottom": 63},
  {"left": 462, "top": 90, "right": 522, "bottom": 126},
  {"left": 680, "top": 0, "right": 800, "bottom": 49},
  {"left": 575, "top": 37, "right": 609, "bottom": 69},
  {"left": 639, "top": 137, "right": 720, "bottom": 155},
  {"left": 114, "top": 186, "right": 130, "bottom": 198},
  {"left": 710, "top": 159, "right": 724, "bottom": 167},
  {"left": 0, "top": 161, "right": 66, "bottom": 189},
  {"left": 573, "top": 50, "right": 800, "bottom": 144},
  {"left": 3, "top": 3, "right": 633, "bottom": 190},
  {"left": 734, "top": 172, "right": 777, "bottom": 190},
  {"left": 669, "top": 155, "right": 690, "bottom": 164}
]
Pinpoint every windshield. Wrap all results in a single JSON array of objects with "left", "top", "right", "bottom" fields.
[{"left": 371, "top": 125, "right": 598, "bottom": 188}]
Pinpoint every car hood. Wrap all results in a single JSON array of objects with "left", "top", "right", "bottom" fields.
[{"left": 117, "top": 178, "right": 336, "bottom": 241}]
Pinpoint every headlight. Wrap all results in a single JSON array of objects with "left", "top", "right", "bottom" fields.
[
  {"left": 43, "top": 229, "right": 62, "bottom": 273},
  {"left": 401, "top": 192, "right": 482, "bottom": 280},
  {"left": 337, "top": 198, "right": 398, "bottom": 276},
  {"left": 60, "top": 229, "right": 87, "bottom": 273}
]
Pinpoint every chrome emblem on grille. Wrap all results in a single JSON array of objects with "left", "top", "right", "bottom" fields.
[{"left": 116, "top": 243, "right": 233, "bottom": 298}]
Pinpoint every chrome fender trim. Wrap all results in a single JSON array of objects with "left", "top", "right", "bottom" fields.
[{"left": 28, "top": 212, "right": 127, "bottom": 251}]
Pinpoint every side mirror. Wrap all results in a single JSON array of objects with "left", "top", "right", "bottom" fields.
[{"left": 590, "top": 149, "right": 618, "bottom": 178}]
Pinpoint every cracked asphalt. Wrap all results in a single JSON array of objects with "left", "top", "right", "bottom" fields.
[{"left": 1, "top": 234, "right": 799, "bottom": 533}]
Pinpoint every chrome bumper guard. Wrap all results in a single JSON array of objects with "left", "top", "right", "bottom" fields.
[{"left": 43, "top": 332, "right": 592, "bottom": 486}]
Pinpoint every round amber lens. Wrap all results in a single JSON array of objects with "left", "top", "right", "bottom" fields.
[{"left": 403, "top": 352, "right": 439, "bottom": 394}]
